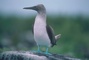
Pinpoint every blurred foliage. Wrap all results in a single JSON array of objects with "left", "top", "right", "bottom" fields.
[{"left": 0, "top": 14, "right": 89, "bottom": 59}]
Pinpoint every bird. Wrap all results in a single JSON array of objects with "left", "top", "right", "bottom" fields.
[{"left": 23, "top": 4, "right": 61, "bottom": 54}]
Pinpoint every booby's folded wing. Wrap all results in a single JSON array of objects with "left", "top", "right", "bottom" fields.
[
  {"left": 46, "top": 25, "right": 56, "bottom": 47},
  {"left": 32, "top": 25, "right": 34, "bottom": 34},
  {"left": 32, "top": 25, "right": 33, "bottom": 34}
]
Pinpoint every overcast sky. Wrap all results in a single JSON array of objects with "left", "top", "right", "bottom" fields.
[{"left": 0, "top": 0, "right": 89, "bottom": 16}]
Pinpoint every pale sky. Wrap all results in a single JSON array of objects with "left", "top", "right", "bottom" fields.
[{"left": 0, "top": 0, "right": 89, "bottom": 16}]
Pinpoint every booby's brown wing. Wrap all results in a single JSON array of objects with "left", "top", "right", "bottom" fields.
[
  {"left": 32, "top": 25, "right": 34, "bottom": 34},
  {"left": 46, "top": 25, "right": 56, "bottom": 47}
]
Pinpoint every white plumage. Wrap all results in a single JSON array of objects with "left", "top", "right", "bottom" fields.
[{"left": 34, "top": 13, "right": 51, "bottom": 47}]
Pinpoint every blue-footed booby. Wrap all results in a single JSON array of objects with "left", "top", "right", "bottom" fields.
[{"left": 23, "top": 4, "right": 61, "bottom": 54}]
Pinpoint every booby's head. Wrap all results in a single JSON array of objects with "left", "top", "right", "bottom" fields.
[{"left": 23, "top": 4, "right": 46, "bottom": 13}]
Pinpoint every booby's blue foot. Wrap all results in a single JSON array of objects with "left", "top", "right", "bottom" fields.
[
  {"left": 45, "top": 52, "right": 51, "bottom": 55},
  {"left": 45, "top": 47, "right": 51, "bottom": 55}
]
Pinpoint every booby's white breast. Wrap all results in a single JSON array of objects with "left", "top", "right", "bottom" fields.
[{"left": 34, "top": 14, "right": 51, "bottom": 47}]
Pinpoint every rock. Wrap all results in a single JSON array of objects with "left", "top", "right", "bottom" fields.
[{"left": 0, "top": 51, "right": 81, "bottom": 60}]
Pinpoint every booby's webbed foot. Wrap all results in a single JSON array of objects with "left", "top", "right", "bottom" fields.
[{"left": 44, "top": 47, "right": 52, "bottom": 55}]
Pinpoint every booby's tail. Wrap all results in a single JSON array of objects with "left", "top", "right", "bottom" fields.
[{"left": 55, "top": 34, "right": 61, "bottom": 40}]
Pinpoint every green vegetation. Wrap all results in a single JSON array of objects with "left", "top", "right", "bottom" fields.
[{"left": 0, "top": 14, "right": 89, "bottom": 59}]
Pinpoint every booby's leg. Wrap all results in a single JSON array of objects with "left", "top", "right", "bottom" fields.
[
  {"left": 45, "top": 47, "right": 51, "bottom": 55},
  {"left": 45, "top": 47, "right": 48, "bottom": 54},
  {"left": 37, "top": 45, "right": 41, "bottom": 53}
]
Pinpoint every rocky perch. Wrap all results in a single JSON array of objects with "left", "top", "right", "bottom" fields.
[{"left": 0, "top": 51, "right": 81, "bottom": 60}]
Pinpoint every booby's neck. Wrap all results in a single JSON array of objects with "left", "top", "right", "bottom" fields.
[{"left": 35, "top": 10, "right": 46, "bottom": 24}]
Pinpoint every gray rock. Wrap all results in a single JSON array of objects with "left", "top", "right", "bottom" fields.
[{"left": 0, "top": 51, "right": 81, "bottom": 60}]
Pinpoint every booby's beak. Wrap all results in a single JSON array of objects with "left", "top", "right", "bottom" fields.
[{"left": 23, "top": 6, "right": 37, "bottom": 10}]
